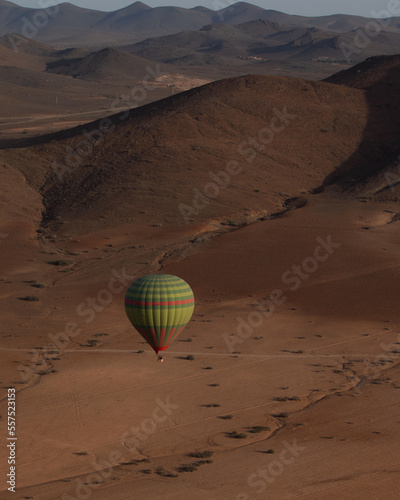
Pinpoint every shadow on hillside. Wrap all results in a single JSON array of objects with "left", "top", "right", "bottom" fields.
[{"left": 320, "top": 55, "right": 400, "bottom": 190}]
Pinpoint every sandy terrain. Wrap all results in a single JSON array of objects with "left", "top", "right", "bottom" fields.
[
  {"left": 0, "top": 182, "right": 400, "bottom": 499},
  {"left": 0, "top": 56, "right": 400, "bottom": 499},
  {"left": 0, "top": 73, "right": 212, "bottom": 141}
]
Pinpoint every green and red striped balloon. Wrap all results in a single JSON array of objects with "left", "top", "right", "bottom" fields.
[{"left": 125, "top": 274, "right": 195, "bottom": 356}]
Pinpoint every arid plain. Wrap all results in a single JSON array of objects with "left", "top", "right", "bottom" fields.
[{"left": 1, "top": 2, "right": 400, "bottom": 499}]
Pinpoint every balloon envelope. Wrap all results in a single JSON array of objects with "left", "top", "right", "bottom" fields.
[{"left": 125, "top": 274, "right": 195, "bottom": 354}]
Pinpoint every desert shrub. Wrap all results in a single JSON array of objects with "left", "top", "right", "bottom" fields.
[
  {"left": 50, "top": 260, "right": 73, "bottom": 266},
  {"left": 31, "top": 283, "right": 46, "bottom": 288},
  {"left": 188, "top": 451, "right": 214, "bottom": 459},
  {"left": 228, "top": 431, "right": 247, "bottom": 439},
  {"left": 177, "top": 465, "right": 197, "bottom": 472},
  {"left": 219, "top": 415, "right": 233, "bottom": 420},
  {"left": 155, "top": 467, "right": 167, "bottom": 476},
  {"left": 186, "top": 355, "right": 195, "bottom": 360},
  {"left": 89, "top": 479, "right": 102, "bottom": 485},
  {"left": 86, "top": 340, "right": 99, "bottom": 347},
  {"left": 247, "top": 426, "right": 270, "bottom": 433},
  {"left": 19, "top": 296, "right": 39, "bottom": 301}
]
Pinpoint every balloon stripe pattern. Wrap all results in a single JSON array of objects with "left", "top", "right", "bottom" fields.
[{"left": 125, "top": 274, "right": 195, "bottom": 355}]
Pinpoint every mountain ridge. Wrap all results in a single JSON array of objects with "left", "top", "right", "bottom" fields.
[
  {"left": 1, "top": 0, "right": 399, "bottom": 47},
  {"left": 3, "top": 55, "right": 400, "bottom": 234}
]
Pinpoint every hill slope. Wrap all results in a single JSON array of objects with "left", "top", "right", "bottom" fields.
[
  {"left": 46, "top": 47, "right": 169, "bottom": 81},
  {"left": 3, "top": 56, "right": 400, "bottom": 235},
  {"left": 324, "top": 55, "right": 400, "bottom": 199}
]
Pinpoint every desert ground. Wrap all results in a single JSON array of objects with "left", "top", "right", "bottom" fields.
[
  {"left": 1, "top": 183, "right": 400, "bottom": 500},
  {"left": 1, "top": 7, "right": 400, "bottom": 500}
]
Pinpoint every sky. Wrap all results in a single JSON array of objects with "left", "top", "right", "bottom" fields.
[{"left": 8, "top": 0, "right": 398, "bottom": 18}]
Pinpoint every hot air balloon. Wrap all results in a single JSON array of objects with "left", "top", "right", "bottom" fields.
[{"left": 125, "top": 274, "right": 195, "bottom": 360}]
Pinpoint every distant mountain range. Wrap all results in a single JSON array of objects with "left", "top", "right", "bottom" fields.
[
  {"left": 1, "top": 0, "right": 400, "bottom": 47},
  {"left": 122, "top": 19, "right": 400, "bottom": 66}
]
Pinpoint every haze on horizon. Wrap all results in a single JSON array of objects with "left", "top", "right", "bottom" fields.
[{"left": 7, "top": 0, "right": 398, "bottom": 18}]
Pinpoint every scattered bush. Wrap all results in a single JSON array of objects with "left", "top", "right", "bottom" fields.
[
  {"left": 188, "top": 451, "right": 214, "bottom": 459},
  {"left": 50, "top": 260, "right": 73, "bottom": 266},
  {"left": 193, "top": 459, "right": 213, "bottom": 465},
  {"left": 186, "top": 355, "right": 195, "bottom": 360},
  {"left": 228, "top": 431, "right": 247, "bottom": 439},
  {"left": 85, "top": 340, "right": 99, "bottom": 347},
  {"left": 19, "top": 296, "right": 39, "bottom": 301},
  {"left": 155, "top": 467, "right": 168, "bottom": 476},
  {"left": 274, "top": 412, "right": 289, "bottom": 418},
  {"left": 266, "top": 449, "right": 275, "bottom": 454},
  {"left": 31, "top": 283, "right": 46, "bottom": 288},
  {"left": 219, "top": 415, "right": 233, "bottom": 420},
  {"left": 276, "top": 395, "right": 300, "bottom": 401},
  {"left": 89, "top": 478, "right": 103, "bottom": 485},
  {"left": 121, "top": 459, "right": 138, "bottom": 465},
  {"left": 140, "top": 469, "right": 152, "bottom": 474},
  {"left": 177, "top": 464, "right": 197, "bottom": 472},
  {"left": 247, "top": 426, "right": 270, "bottom": 434}
]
